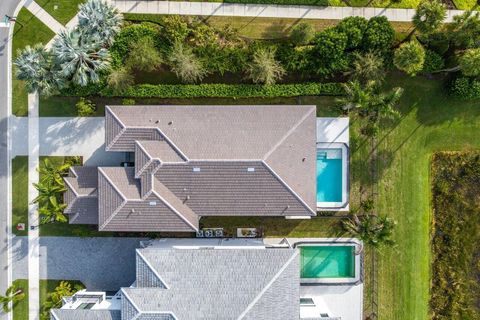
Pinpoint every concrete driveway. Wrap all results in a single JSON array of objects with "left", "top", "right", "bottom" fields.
[
  {"left": 11, "top": 116, "right": 126, "bottom": 166},
  {"left": 12, "top": 236, "right": 146, "bottom": 291}
]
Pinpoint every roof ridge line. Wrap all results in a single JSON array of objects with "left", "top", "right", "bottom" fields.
[
  {"left": 105, "top": 106, "right": 127, "bottom": 151},
  {"left": 154, "top": 128, "right": 189, "bottom": 162},
  {"left": 262, "top": 106, "right": 315, "bottom": 161},
  {"left": 262, "top": 161, "right": 316, "bottom": 215},
  {"left": 236, "top": 250, "right": 299, "bottom": 320},
  {"left": 97, "top": 168, "right": 128, "bottom": 230},
  {"left": 120, "top": 288, "right": 141, "bottom": 319},
  {"left": 136, "top": 249, "right": 171, "bottom": 289}
]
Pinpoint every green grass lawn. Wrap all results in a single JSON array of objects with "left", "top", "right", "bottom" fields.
[
  {"left": 35, "top": 0, "right": 85, "bottom": 25},
  {"left": 12, "top": 279, "right": 28, "bottom": 320},
  {"left": 12, "top": 157, "right": 28, "bottom": 236},
  {"left": 375, "top": 74, "right": 480, "bottom": 319},
  {"left": 12, "top": 9, "right": 55, "bottom": 117},
  {"left": 451, "top": 0, "right": 478, "bottom": 9}
]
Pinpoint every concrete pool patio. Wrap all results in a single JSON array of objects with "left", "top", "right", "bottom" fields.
[{"left": 316, "top": 117, "right": 350, "bottom": 211}]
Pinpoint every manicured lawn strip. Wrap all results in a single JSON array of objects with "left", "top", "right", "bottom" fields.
[
  {"left": 35, "top": 0, "right": 85, "bottom": 25},
  {"left": 376, "top": 74, "right": 480, "bottom": 320},
  {"left": 430, "top": 152, "right": 480, "bottom": 319},
  {"left": 12, "top": 279, "right": 28, "bottom": 320},
  {"left": 124, "top": 13, "right": 412, "bottom": 40},
  {"left": 452, "top": 0, "right": 478, "bottom": 9},
  {"left": 12, "top": 8, "right": 55, "bottom": 117},
  {"left": 12, "top": 157, "right": 28, "bottom": 236}
]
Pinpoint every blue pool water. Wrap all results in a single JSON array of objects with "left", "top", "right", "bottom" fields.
[{"left": 316, "top": 148, "right": 343, "bottom": 203}]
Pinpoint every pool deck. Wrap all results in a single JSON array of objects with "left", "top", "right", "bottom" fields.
[{"left": 316, "top": 117, "right": 350, "bottom": 211}]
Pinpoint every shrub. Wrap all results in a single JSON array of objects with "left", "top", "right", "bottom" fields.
[
  {"left": 114, "top": 82, "right": 343, "bottom": 99},
  {"left": 363, "top": 16, "right": 395, "bottom": 53},
  {"left": 125, "top": 36, "right": 162, "bottom": 72},
  {"left": 422, "top": 50, "right": 445, "bottom": 73},
  {"left": 122, "top": 98, "right": 136, "bottom": 105},
  {"left": 290, "top": 22, "right": 315, "bottom": 46},
  {"left": 107, "top": 68, "right": 134, "bottom": 94},
  {"left": 76, "top": 97, "right": 96, "bottom": 116},
  {"left": 458, "top": 48, "right": 480, "bottom": 77},
  {"left": 195, "top": 45, "right": 248, "bottom": 75},
  {"left": 277, "top": 45, "right": 312, "bottom": 73},
  {"left": 394, "top": 40, "right": 426, "bottom": 76},
  {"left": 335, "top": 16, "right": 368, "bottom": 49},
  {"left": 246, "top": 47, "right": 285, "bottom": 85},
  {"left": 159, "top": 15, "right": 190, "bottom": 44},
  {"left": 110, "top": 23, "right": 160, "bottom": 65},
  {"left": 413, "top": 0, "right": 447, "bottom": 34},
  {"left": 167, "top": 42, "right": 207, "bottom": 83},
  {"left": 450, "top": 77, "right": 480, "bottom": 99},
  {"left": 311, "top": 29, "right": 349, "bottom": 76}
]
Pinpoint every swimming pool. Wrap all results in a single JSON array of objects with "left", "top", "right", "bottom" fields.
[
  {"left": 316, "top": 148, "right": 343, "bottom": 203},
  {"left": 300, "top": 245, "right": 355, "bottom": 279}
]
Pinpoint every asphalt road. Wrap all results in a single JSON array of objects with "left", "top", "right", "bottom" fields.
[{"left": 0, "top": 1, "right": 25, "bottom": 319}]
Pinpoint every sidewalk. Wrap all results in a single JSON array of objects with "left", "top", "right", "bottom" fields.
[
  {"left": 27, "top": 93, "right": 39, "bottom": 320},
  {"left": 108, "top": 0, "right": 466, "bottom": 22},
  {"left": 24, "top": 0, "right": 64, "bottom": 34}
]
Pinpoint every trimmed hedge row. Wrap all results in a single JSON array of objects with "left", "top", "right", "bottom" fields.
[
  {"left": 63, "top": 82, "right": 344, "bottom": 98},
  {"left": 451, "top": 77, "right": 480, "bottom": 100}
]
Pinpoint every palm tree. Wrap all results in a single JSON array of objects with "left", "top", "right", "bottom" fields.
[
  {"left": 51, "top": 29, "right": 110, "bottom": 87},
  {"left": 447, "top": 10, "right": 480, "bottom": 49},
  {"left": 0, "top": 285, "right": 25, "bottom": 313},
  {"left": 32, "top": 181, "right": 66, "bottom": 209},
  {"left": 38, "top": 158, "right": 70, "bottom": 187},
  {"left": 167, "top": 42, "right": 207, "bottom": 83},
  {"left": 343, "top": 214, "right": 396, "bottom": 248},
  {"left": 14, "top": 44, "right": 60, "bottom": 96},
  {"left": 348, "top": 51, "right": 385, "bottom": 84},
  {"left": 394, "top": 40, "right": 426, "bottom": 76},
  {"left": 337, "top": 81, "right": 403, "bottom": 120},
  {"left": 77, "top": 0, "right": 123, "bottom": 46},
  {"left": 246, "top": 47, "right": 285, "bottom": 85},
  {"left": 39, "top": 198, "right": 67, "bottom": 224},
  {"left": 413, "top": 0, "right": 447, "bottom": 35}
]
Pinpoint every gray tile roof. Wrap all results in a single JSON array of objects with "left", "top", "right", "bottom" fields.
[
  {"left": 122, "top": 248, "right": 300, "bottom": 320},
  {"left": 65, "top": 105, "right": 317, "bottom": 232},
  {"left": 50, "top": 309, "right": 121, "bottom": 320},
  {"left": 64, "top": 167, "right": 99, "bottom": 225}
]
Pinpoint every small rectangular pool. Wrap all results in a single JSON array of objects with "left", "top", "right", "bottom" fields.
[
  {"left": 300, "top": 245, "right": 355, "bottom": 279},
  {"left": 316, "top": 148, "right": 343, "bottom": 203}
]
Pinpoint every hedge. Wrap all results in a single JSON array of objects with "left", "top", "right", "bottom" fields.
[
  {"left": 63, "top": 82, "right": 344, "bottom": 99},
  {"left": 450, "top": 77, "right": 480, "bottom": 100}
]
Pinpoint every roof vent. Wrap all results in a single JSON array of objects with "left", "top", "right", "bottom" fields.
[
  {"left": 247, "top": 167, "right": 255, "bottom": 172},
  {"left": 193, "top": 167, "right": 201, "bottom": 172},
  {"left": 302, "top": 157, "right": 306, "bottom": 162},
  {"left": 155, "top": 120, "right": 159, "bottom": 124},
  {"left": 168, "top": 121, "right": 173, "bottom": 125},
  {"left": 149, "top": 201, "right": 157, "bottom": 206}
]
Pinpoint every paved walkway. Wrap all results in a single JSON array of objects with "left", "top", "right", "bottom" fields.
[
  {"left": 11, "top": 116, "right": 126, "bottom": 166},
  {"left": 12, "top": 237, "right": 146, "bottom": 291},
  {"left": 27, "top": 93, "right": 40, "bottom": 320},
  {"left": 24, "top": 0, "right": 64, "bottom": 34},
  {"left": 107, "top": 0, "right": 466, "bottom": 22}
]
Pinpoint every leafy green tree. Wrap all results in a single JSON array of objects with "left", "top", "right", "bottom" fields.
[
  {"left": 349, "top": 51, "right": 385, "bottom": 83},
  {"left": 362, "top": 16, "right": 395, "bottom": 53},
  {"left": 107, "top": 67, "right": 134, "bottom": 94},
  {"left": 335, "top": 16, "right": 368, "bottom": 49},
  {"left": 167, "top": 42, "right": 206, "bottom": 83},
  {"left": 343, "top": 214, "right": 396, "bottom": 248},
  {"left": 290, "top": 22, "right": 315, "bottom": 46},
  {"left": 77, "top": 0, "right": 123, "bottom": 46},
  {"left": 311, "top": 29, "right": 348, "bottom": 76},
  {"left": 394, "top": 40, "right": 426, "bottom": 76},
  {"left": 14, "top": 44, "right": 60, "bottom": 95},
  {"left": 413, "top": 0, "right": 447, "bottom": 34},
  {"left": 448, "top": 11, "right": 480, "bottom": 49},
  {"left": 76, "top": 97, "right": 96, "bottom": 116},
  {"left": 32, "top": 181, "right": 66, "bottom": 210},
  {"left": 38, "top": 158, "right": 70, "bottom": 186},
  {"left": 0, "top": 285, "right": 25, "bottom": 313},
  {"left": 337, "top": 80, "right": 403, "bottom": 121},
  {"left": 51, "top": 30, "right": 110, "bottom": 87},
  {"left": 458, "top": 48, "right": 480, "bottom": 76},
  {"left": 39, "top": 198, "right": 67, "bottom": 224},
  {"left": 246, "top": 47, "right": 285, "bottom": 85},
  {"left": 125, "top": 37, "right": 162, "bottom": 72}
]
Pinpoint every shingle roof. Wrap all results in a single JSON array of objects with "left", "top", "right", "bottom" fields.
[
  {"left": 50, "top": 309, "right": 121, "bottom": 320},
  {"left": 122, "top": 248, "right": 300, "bottom": 320}
]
